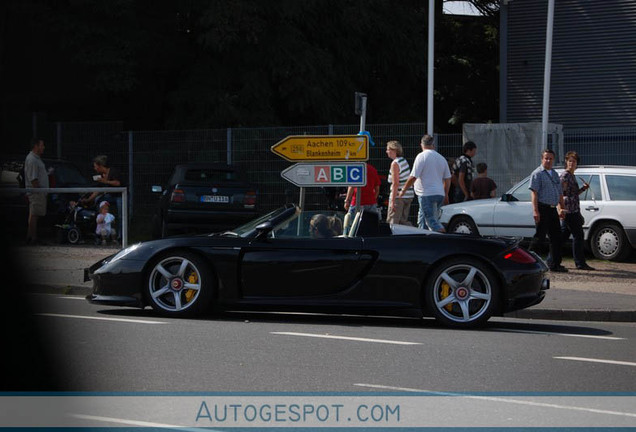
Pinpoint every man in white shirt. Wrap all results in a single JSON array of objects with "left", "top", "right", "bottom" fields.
[
  {"left": 399, "top": 135, "right": 451, "bottom": 232},
  {"left": 24, "top": 138, "right": 49, "bottom": 244}
]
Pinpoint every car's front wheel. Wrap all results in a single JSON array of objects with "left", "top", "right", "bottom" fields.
[
  {"left": 67, "top": 227, "right": 81, "bottom": 244},
  {"left": 590, "top": 222, "right": 631, "bottom": 261},
  {"left": 448, "top": 216, "right": 479, "bottom": 236},
  {"left": 146, "top": 251, "right": 214, "bottom": 317},
  {"left": 424, "top": 257, "right": 499, "bottom": 328}
]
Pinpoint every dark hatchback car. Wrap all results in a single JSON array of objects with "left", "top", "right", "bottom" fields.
[
  {"left": 0, "top": 157, "right": 91, "bottom": 238},
  {"left": 151, "top": 163, "right": 258, "bottom": 238}
]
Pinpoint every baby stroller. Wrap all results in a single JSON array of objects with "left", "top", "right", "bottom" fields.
[{"left": 55, "top": 194, "right": 97, "bottom": 244}]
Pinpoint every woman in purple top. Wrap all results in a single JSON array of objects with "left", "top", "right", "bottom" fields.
[{"left": 560, "top": 151, "right": 594, "bottom": 270}]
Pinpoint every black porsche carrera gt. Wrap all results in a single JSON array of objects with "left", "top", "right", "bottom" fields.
[{"left": 86, "top": 204, "right": 549, "bottom": 328}]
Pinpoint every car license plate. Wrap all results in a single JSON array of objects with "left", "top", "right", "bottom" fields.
[{"left": 200, "top": 195, "right": 229, "bottom": 203}]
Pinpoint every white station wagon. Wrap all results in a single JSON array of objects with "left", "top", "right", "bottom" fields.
[{"left": 440, "top": 166, "right": 636, "bottom": 261}]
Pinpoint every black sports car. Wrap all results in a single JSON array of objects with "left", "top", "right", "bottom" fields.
[{"left": 86, "top": 204, "right": 549, "bottom": 328}]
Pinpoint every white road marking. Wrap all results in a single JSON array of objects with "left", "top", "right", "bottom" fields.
[
  {"left": 70, "top": 414, "right": 214, "bottom": 431},
  {"left": 495, "top": 328, "right": 624, "bottom": 340},
  {"left": 36, "top": 313, "right": 167, "bottom": 325},
  {"left": 354, "top": 384, "right": 636, "bottom": 418},
  {"left": 555, "top": 356, "right": 636, "bottom": 367},
  {"left": 271, "top": 331, "right": 421, "bottom": 345},
  {"left": 57, "top": 296, "right": 87, "bottom": 300}
]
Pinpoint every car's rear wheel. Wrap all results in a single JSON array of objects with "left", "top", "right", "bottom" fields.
[
  {"left": 448, "top": 216, "right": 479, "bottom": 236},
  {"left": 424, "top": 257, "right": 499, "bottom": 328},
  {"left": 146, "top": 251, "right": 214, "bottom": 317},
  {"left": 590, "top": 222, "right": 631, "bottom": 261}
]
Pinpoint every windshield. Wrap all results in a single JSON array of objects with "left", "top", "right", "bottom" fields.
[{"left": 226, "top": 206, "right": 297, "bottom": 237}]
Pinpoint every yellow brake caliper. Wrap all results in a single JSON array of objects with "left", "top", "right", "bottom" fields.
[
  {"left": 440, "top": 281, "right": 453, "bottom": 311},
  {"left": 185, "top": 272, "right": 198, "bottom": 302}
]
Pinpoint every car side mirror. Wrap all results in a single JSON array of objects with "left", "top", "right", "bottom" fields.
[
  {"left": 255, "top": 221, "right": 273, "bottom": 239},
  {"left": 501, "top": 193, "right": 518, "bottom": 202},
  {"left": 151, "top": 185, "right": 163, "bottom": 193}
]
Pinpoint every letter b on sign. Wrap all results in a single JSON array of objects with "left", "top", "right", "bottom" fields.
[{"left": 331, "top": 166, "right": 346, "bottom": 183}]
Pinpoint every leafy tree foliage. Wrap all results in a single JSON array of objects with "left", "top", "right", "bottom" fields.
[{"left": 1, "top": 0, "right": 499, "bottom": 148}]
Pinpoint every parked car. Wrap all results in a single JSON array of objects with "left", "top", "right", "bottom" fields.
[
  {"left": 0, "top": 157, "right": 92, "bottom": 239},
  {"left": 440, "top": 165, "right": 636, "bottom": 261},
  {"left": 151, "top": 163, "right": 258, "bottom": 238},
  {"left": 86, "top": 205, "right": 549, "bottom": 328}
]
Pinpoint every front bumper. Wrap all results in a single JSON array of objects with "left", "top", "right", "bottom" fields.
[
  {"left": 84, "top": 257, "right": 146, "bottom": 308},
  {"left": 86, "top": 293, "right": 143, "bottom": 307}
]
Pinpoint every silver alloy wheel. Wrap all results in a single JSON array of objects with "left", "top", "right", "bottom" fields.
[
  {"left": 432, "top": 263, "right": 492, "bottom": 323},
  {"left": 148, "top": 256, "right": 202, "bottom": 313},
  {"left": 594, "top": 227, "right": 620, "bottom": 258},
  {"left": 452, "top": 221, "right": 473, "bottom": 235},
  {"left": 449, "top": 216, "right": 478, "bottom": 236}
]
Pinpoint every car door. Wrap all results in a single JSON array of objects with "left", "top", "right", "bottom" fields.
[
  {"left": 578, "top": 174, "right": 605, "bottom": 236},
  {"left": 239, "top": 236, "right": 368, "bottom": 298},
  {"left": 492, "top": 177, "right": 536, "bottom": 237}
]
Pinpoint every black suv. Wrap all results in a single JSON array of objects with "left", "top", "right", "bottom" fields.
[{"left": 151, "top": 163, "right": 258, "bottom": 238}]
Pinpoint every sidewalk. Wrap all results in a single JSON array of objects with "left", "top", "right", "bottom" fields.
[{"left": 18, "top": 245, "right": 636, "bottom": 323}]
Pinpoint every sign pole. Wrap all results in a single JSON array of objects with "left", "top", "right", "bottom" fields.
[
  {"left": 427, "top": 0, "right": 434, "bottom": 136},
  {"left": 297, "top": 186, "right": 306, "bottom": 236},
  {"left": 541, "top": 0, "right": 555, "bottom": 151},
  {"left": 299, "top": 186, "right": 306, "bottom": 210},
  {"left": 355, "top": 93, "right": 368, "bottom": 214}
]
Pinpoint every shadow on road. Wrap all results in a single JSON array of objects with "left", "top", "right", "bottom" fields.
[{"left": 94, "top": 307, "right": 617, "bottom": 337}]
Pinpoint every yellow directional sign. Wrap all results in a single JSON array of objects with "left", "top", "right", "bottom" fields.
[{"left": 271, "top": 135, "right": 369, "bottom": 162}]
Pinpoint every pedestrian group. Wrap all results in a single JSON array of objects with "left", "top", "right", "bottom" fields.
[{"left": 22, "top": 133, "right": 596, "bottom": 270}]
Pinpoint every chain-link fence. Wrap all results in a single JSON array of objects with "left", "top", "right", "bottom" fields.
[
  {"left": 563, "top": 128, "right": 636, "bottom": 166},
  {"left": 35, "top": 121, "right": 636, "bottom": 232}
]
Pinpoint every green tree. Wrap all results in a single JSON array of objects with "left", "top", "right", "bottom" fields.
[{"left": 1, "top": 0, "right": 500, "bottom": 148}]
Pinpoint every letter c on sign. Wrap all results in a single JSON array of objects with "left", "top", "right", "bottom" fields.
[{"left": 348, "top": 166, "right": 362, "bottom": 183}]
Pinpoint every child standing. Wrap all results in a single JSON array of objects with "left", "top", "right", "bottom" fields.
[
  {"left": 96, "top": 201, "right": 117, "bottom": 245},
  {"left": 470, "top": 163, "right": 497, "bottom": 200}
]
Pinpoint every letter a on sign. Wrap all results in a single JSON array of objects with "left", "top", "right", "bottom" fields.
[{"left": 315, "top": 166, "right": 330, "bottom": 183}]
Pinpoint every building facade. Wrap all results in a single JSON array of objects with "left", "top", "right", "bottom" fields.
[{"left": 501, "top": 0, "right": 636, "bottom": 128}]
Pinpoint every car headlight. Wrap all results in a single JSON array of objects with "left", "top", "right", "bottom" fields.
[{"left": 109, "top": 243, "right": 142, "bottom": 263}]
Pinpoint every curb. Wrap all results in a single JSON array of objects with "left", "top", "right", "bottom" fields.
[{"left": 27, "top": 284, "right": 636, "bottom": 323}]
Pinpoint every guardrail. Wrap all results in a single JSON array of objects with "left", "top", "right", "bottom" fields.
[{"left": 2, "top": 187, "right": 129, "bottom": 248}]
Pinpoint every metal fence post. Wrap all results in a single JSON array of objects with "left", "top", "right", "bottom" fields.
[
  {"left": 122, "top": 188, "right": 128, "bottom": 248},
  {"left": 128, "top": 131, "right": 134, "bottom": 219},
  {"left": 227, "top": 128, "right": 232, "bottom": 165},
  {"left": 56, "top": 122, "right": 62, "bottom": 159}
]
